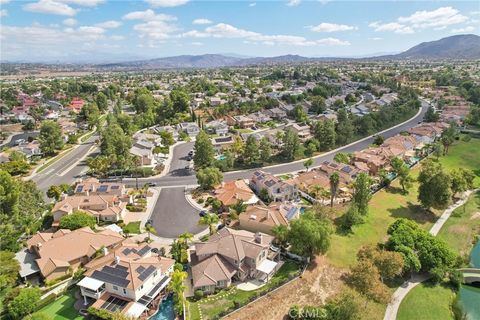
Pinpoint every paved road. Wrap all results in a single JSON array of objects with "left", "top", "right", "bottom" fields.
[
  {"left": 167, "top": 141, "right": 194, "bottom": 177},
  {"left": 149, "top": 186, "right": 204, "bottom": 238},
  {"left": 128, "top": 100, "right": 429, "bottom": 187},
  {"left": 31, "top": 134, "right": 98, "bottom": 194},
  {"left": 1, "top": 131, "right": 39, "bottom": 147}
]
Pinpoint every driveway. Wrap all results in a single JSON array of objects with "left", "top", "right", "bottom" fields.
[
  {"left": 167, "top": 141, "right": 195, "bottom": 177},
  {"left": 149, "top": 186, "right": 205, "bottom": 238}
]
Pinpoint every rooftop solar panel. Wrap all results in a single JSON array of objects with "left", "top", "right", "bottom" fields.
[
  {"left": 137, "top": 245, "right": 151, "bottom": 257},
  {"left": 138, "top": 265, "right": 156, "bottom": 281},
  {"left": 111, "top": 185, "right": 120, "bottom": 190},
  {"left": 91, "top": 270, "right": 130, "bottom": 288},
  {"left": 97, "top": 185, "right": 109, "bottom": 192},
  {"left": 136, "top": 266, "right": 146, "bottom": 274},
  {"left": 76, "top": 185, "right": 84, "bottom": 193},
  {"left": 102, "top": 265, "right": 129, "bottom": 278},
  {"left": 101, "top": 296, "right": 128, "bottom": 312}
]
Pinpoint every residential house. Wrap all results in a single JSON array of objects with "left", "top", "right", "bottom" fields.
[
  {"left": 130, "top": 139, "right": 155, "bottom": 166},
  {"left": 229, "top": 115, "right": 255, "bottom": 128},
  {"left": 239, "top": 203, "right": 300, "bottom": 235},
  {"left": 52, "top": 195, "right": 127, "bottom": 226},
  {"left": 68, "top": 98, "right": 85, "bottom": 113},
  {"left": 205, "top": 120, "right": 229, "bottom": 136},
  {"left": 214, "top": 180, "right": 259, "bottom": 207},
  {"left": 24, "top": 227, "right": 123, "bottom": 281},
  {"left": 286, "top": 123, "right": 311, "bottom": 141},
  {"left": 248, "top": 111, "right": 272, "bottom": 123},
  {"left": 18, "top": 141, "right": 42, "bottom": 159},
  {"left": 352, "top": 150, "right": 389, "bottom": 175},
  {"left": 74, "top": 177, "right": 130, "bottom": 203},
  {"left": 265, "top": 108, "right": 287, "bottom": 120},
  {"left": 189, "top": 228, "right": 278, "bottom": 293},
  {"left": 177, "top": 122, "right": 200, "bottom": 137},
  {"left": 250, "top": 170, "right": 298, "bottom": 202},
  {"left": 78, "top": 243, "right": 175, "bottom": 318},
  {"left": 211, "top": 136, "right": 234, "bottom": 153}
]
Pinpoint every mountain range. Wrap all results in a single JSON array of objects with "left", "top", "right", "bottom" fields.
[{"left": 95, "top": 34, "right": 479, "bottom": 70}]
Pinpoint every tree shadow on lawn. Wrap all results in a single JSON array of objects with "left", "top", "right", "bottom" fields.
[{"left": 387, "top": 202, "right": 436, "bottom": 226}]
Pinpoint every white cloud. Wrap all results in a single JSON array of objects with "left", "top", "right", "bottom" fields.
[
  {"left": 192, "top": 18, "right": 212, "bottom": 25},
  {"left": 95, "top": 20, "right": 122, "bottom": 28},
  {"left": 191, "top": 41, "right": 203, "bottom": 46},
  {"left": 57, "top": 0, "right": 104, "bottom": 7},
  {"left": 0, "top": 9, "right": 7, "bottom": 16},
  {"left": 133, "top": 20, "right": 179, "bottom": 40},
  {"left": 181, "top": 23, "right": 350, "bottom": 47},
  {"left": 369, "top": 6, "right": 468, "bottom": 35},
  {"left": 23, "top": 0, "right": 77, "bottom": 16},
  {"left": 286, "top": 0, "right": 300, "bottom": 7},
  {"left": 145, "top": 0, "right": 188, "bottom": 7},
  {"left": 450, "top": 26, "right": 475, "bottom": 33},
  {"left": 398, "top": 6, "right": 467, "bottom": 29},
  {"left": 309, "top": 22, "right": 357, "bottom": 32},
  {"left": 63, "top": 18, "right": 77, "bottom": 26},
  {"left": 122, "top": 9, "right": 176, "bottom": 22},
  {"left": 368, "top": 37, "right": 383, "bottom": 41},
  {"left": 110, "top": 35, "right": 125, "bottom": 41},
  {"left": 0, "top": 0, "right": 11, "bottom": 4},
  {"left": 249, "top": 2, "right": 256, "bottom": 7},
  {"left": 1, "top": 24, "right": 112, "bottom": 60},
  {"left": 369, "top": 21, "right": 414, "bottom": 34}
]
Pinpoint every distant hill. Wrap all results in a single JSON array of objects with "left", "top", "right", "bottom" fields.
[
  {"left": 384, "top": 34, "right": 480, "bottom": 60},
  {"left": 95, "top": 34, "right": 480, "bottom": 70}
]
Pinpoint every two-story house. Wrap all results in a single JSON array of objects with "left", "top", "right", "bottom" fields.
[
  {"left": 189, "top": 228, "right": 278, "bottom": 294},
  {"left": 78, "top": 243, "right": 175, "bottom": 318},
  {"left": 250, "top": 170, "right": 298, "bottom": 202}
]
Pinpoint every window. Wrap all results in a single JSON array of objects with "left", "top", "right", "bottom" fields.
[
  {"left": 123, "top": 288, "right": 126, "bottom": 294},
  {"left": 113, "top": 286, "right": 118, "bottom": 291},
  {"left": 153, "top": 271, "right": 157, "bottom": 277}
]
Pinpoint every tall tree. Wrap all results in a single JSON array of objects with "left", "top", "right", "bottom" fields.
[
  {"left": 418, "top": 160, "right": 452, "bottom": 211},
  {"left": 335, "top": 108, "right": 354, "bottom": 145},
  {"left": 198, "top": 213, "right": 219, "bottom": 235},
  {"left": 259, "top": 137, "right": 272, "bottom": 163},
  {"left": 196, "top": 167, "right": 223, "bottom": 190},
  {"left": 287, "top": 212, "right": 332, "bottom": 257},
  {"left": 193, "top": 131, "right": 215, "bottom": 169},
  {"left": 39, "top": 120, "right": 64, "bottom": 156},
  {"left": 347, "top": 260, "right": 390, "bottom": 304},
  {"left": 352, "top": 173, "right": 372, "bottom": 216},
  {"left": 390, "top": 157, "right": 413, "bottom": 193},
  {"left": 99, "top": 123, "right": 132, "bottom": 169},
  {"left": 282, "top": 128, "right": 301, "bottom": 161},
  {"left": 440, "top": 126, "right": 456, "bottom": 155},
  {"left": 303, "top": 158, "right": 313, "bottom": 172},
  {"left": 329, "top": 172, "right": 340, "bottom": 207},
  {"left": 96, "top": 92, "right": 108, "bottom": 112},
  {"left": 243, "top": 135, "right": 259, "bottom": 165}
]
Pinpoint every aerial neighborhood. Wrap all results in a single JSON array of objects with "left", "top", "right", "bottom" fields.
[{"left": 1, "top": 7, "right": 480, "bottom": 319}]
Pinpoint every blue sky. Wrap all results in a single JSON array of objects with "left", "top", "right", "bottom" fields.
[{"left": 0, "top": 0, "right": 479, "bottom": 62}]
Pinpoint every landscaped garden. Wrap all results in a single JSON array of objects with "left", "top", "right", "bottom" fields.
[
  {"left": 35, "top": 290, "right": 84, "bottom": 320},
  {"left": 122, "top": 221, "right": 141, "bottom": 234},
  {"left": 187, "top": 260, "right": 303, "bottom": 320}
]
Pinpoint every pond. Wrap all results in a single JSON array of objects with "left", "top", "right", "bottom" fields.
[
  {"left": 150, "top": 295, "right": 175, "bottom": 320},
  {"left": 459, "top": 240, "right": 480, "bottom": 320}
]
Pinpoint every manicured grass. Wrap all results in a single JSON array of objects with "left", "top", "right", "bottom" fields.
[
  {"left": 327, "top": 136, "right": 480, "bottom": 269},
  {"left": 37, "top": 290, "right": 84, "bottom": 320},
  {"left": 438, "top": 136, "right": 480, "bottom": 186},
  {"left": 397, "top": 282, "right": 455, "bottom": 320},
  {"left": 437, "top": 190, "right": 480, "bottom": 257},
  {"left": 188, "top": 261, "right": 302, "bottom": 320},
  {"left": 327, "top": 173, "right": 435, "bottom": 268},
  {"left": 122, "top": 221, "right": 141, "bottom": 234},
  {"left": 36, "top": 146, "right": 74, "bottom": 173}
]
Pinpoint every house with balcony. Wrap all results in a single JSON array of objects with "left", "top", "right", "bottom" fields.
[
  {"left": 189, "top": 228, "right": 279, "bottom": 294},
  {"left": 78, "top": 243, "right": 175, "bottom": 318},
  {"left": 21, "top": 227, "right": 123, "bottom": 281},
  {"left": 250, "top": 170, "right": 298, "bottom": 202}
]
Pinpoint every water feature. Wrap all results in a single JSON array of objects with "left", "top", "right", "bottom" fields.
[
  {"left": 150, "top": 295, "right": 175, "bottom": 320},
  {"left": 459, "top": 240, "right": 480, "bottom": 320}
]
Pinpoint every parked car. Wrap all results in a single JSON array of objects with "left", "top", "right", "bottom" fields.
[
  {"left": 145, "top": 182, "right": 157, "bottom": 187},
  {"left": 199, "top": 210, "right": 207, "bottom": 217},
  {"left": 188, "top": 150, "right": 194, "bottom": 156}
]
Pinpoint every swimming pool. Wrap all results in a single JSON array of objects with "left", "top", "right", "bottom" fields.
[{"left": 150, "top": 295, "right": 175, "bottom": 320}]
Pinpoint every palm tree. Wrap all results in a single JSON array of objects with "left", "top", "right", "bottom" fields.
[
  {"left": 329, "top": 172, "right": 340, "bottom": 207},
  {"left": 230, "top": 200, "right": 247, "bottom": 215},
  {"left": 199, "top": 213, "right": 220, "bottom": 235},
  {"left": 144, "top": 224, "right": 156, "bottom": 242},
  {"left": 178, "top": 232, "right": 193, "bottom": 245},
  {"left": 168, "top": 269, "right": 187, "bottom": 315}
]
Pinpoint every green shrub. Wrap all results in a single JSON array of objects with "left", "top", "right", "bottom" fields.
[{"left": 194, "top": 290, "right": 204, "bottom": 300}]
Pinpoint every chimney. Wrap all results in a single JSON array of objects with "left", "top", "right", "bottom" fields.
[
  {"left": 254, "top": 232, "right": 262, "bottom": 244},
  {"left": 114, "top": 255, "right": 120, "bottom": 265},
  {"left": 102, "top": 247, "right": 108, "bottom": 256}
]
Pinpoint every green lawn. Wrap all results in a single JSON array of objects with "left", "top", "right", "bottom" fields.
[
  {"left": 122, "top": 221, "right": 141, "bottom": 234},
  {"left": 438, "top": 136, "right": 480, "bottom": 186},
  {"left": 36, "top": 290, "right": 84, "bottom": 320},
  {"left": 187, "top": 261, "right": 302, "bottom": 320},
  {"left": 397, "top": 282, "right": 455, "bottom": 320},
  {"left": 437, "top": 190, "right": 480, "bottom": 256},
  {"left": 327, "top": 136, "right": 480, "bottom": 269}
]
